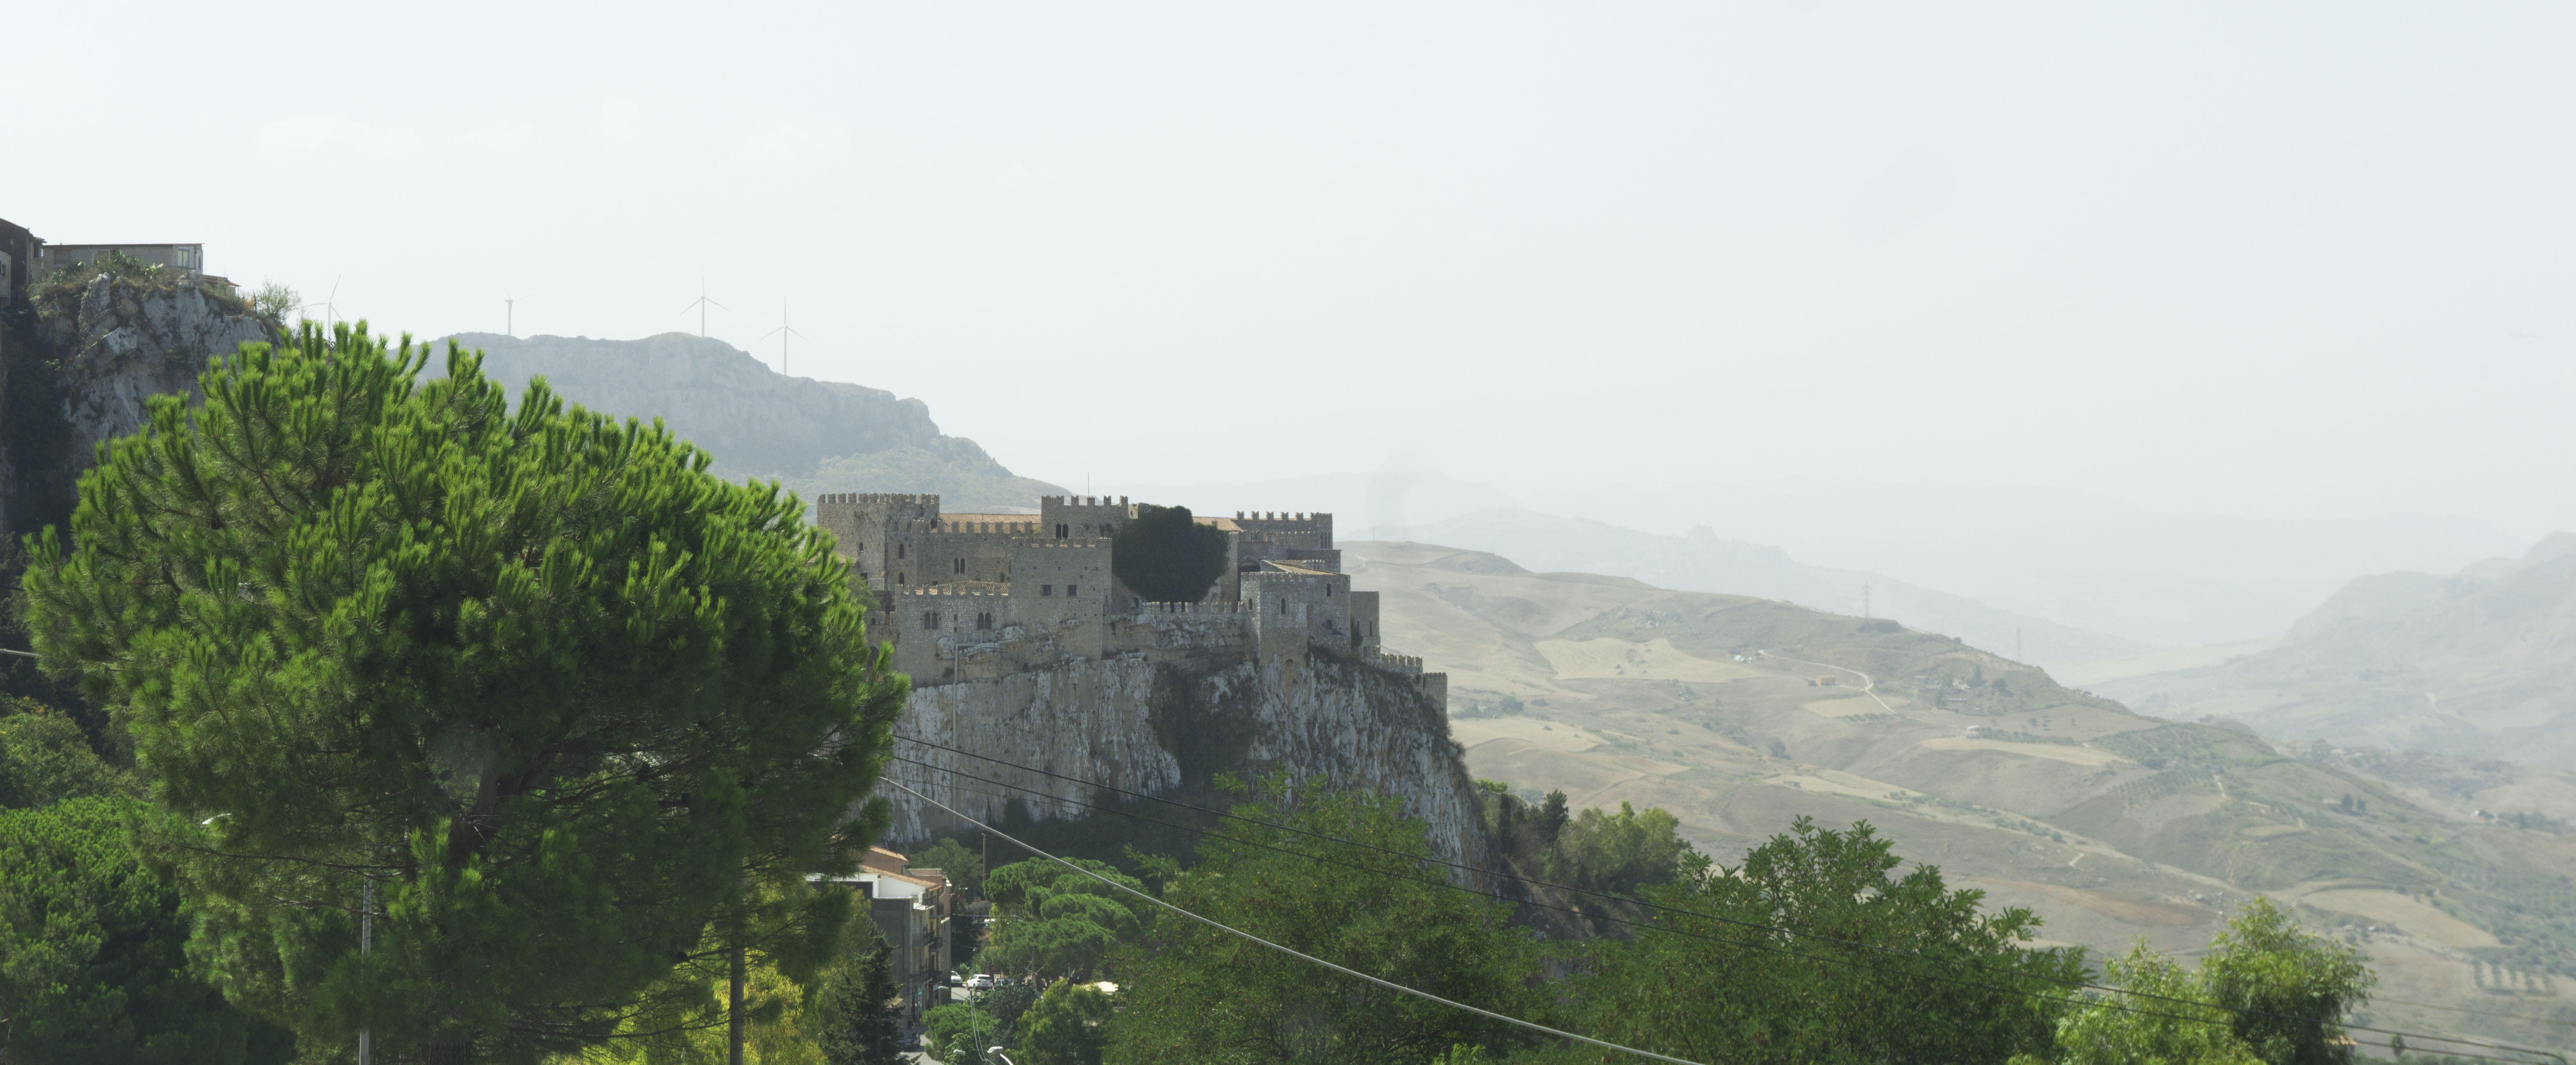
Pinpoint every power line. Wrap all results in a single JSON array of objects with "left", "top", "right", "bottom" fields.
[
  {"left": 886, "top": 779, "right": 1713, "bottom": 1065},
  {"left": 2375, "top": 997, "right": 2576, "bottom": 1032},
  {"left": 908, "top": 766, "right": 2562, "bottom": 1065},
  {"left": 892, "top": 736, "right": 2568, "bottom": 1063}
]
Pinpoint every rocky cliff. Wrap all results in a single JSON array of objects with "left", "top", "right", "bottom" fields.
[
  {"left": 1, "top": 274, "right": 276, "bottom": 536},
  {"left": 881, "top": 649, "right": 1491, "bottom": 868}
]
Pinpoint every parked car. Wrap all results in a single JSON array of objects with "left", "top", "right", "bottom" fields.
[{"left": 967, "top": 974, "right": 995, "bottom": 990}]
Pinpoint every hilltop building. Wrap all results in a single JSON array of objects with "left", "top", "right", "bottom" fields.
[
  {"left": 0, "top": 219, "right": 238, "bottom": 300},
  {"left": 816, "top": 493, "right": 1442, "bottom": 708}
]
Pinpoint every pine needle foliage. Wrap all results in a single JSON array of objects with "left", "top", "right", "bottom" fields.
[{"left": 17, "top": 322, "right": 909, "bottom": 1063}]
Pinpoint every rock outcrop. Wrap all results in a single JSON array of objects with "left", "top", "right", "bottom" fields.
[
  {"left": 881, "top": 649, "right": 1491, "bottom": 868},
  {"left": 2, "top": 275, "right": 276, "bottom": 535}
]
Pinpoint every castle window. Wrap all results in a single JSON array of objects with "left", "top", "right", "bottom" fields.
[
  {"left": 954, "top": 557, "right": 966, "bottom": 575},
  {"left": 1055, "top": 523, "right": 1069, "bottom": 539},
  {"left": 1066, "top": 584, "right": 1077, "bottom": 597},
  {"left": 897, "top": 573, "right": 906, "bottom": 584},
  {"left": 897, "top": 544, "right": 906, "bottom": 560},
  {"left": 923, "top": 611, "right": 939, "bottom": 630},
  {"left": 1041, "top": 584, "right": 1053, "bottom": 597},
  {"left": 975, "top": 612, "right": 994, "bottom": 630}
]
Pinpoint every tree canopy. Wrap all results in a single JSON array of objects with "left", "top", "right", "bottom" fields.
[
  {"left": 2020, "top": 898, "right": 2373, "bottom": 1065},
  {"left": 1109, "top": 505, "right": 1227, "bottom": 604},
  {"left": 1109, "top": 779, "right": 1548, "bottom": 1065},
  {"left": 979, "top": 857, "right": 1148, "bottom": 982},
  {"left": 1562, "top": 817, "right": 2089, "bottom": 1064},
  {"left": 0, "top": 700, "right": 133, "bottom": 809},
  {"left": 0, "top": 797, "right": 293, "bottom": 1065},
  {"left": 17, "top": 322, "right": 908, "bottom": 1062},
  {"left": 1014, "top": 979, "right": 1113, "bottom": 1065}
]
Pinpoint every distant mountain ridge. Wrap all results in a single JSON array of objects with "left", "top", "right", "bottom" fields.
[
  {"left": 2097, "top": 532, "right": 2576, "bottom": 770},
  {"left": 1402, "top": 507, "right": 2150, "bottom": 670},
  {"left": 435, "top": 332, "right": 1063, "bottom": 510}
]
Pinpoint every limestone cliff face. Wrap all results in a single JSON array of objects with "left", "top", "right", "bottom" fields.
[
  {"left": 2, "top": 276, "right": 275, "bottom": 534},
  {"left": 41, "top": 275, "right": 272, "bottom": 448},
  {"left": 882, "top": 650, "right": 1491, "bottom": 868}
]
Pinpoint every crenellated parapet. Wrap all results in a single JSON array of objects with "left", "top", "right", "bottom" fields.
[{"left": 819, "top": 491, "right": 1432, "bottom": 710}]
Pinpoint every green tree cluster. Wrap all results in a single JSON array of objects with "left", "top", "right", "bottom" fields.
[
  {"left": 979, "top": 857, "right": 1148, "bottom": 981},
  {"left": 0, "top": 797, "right": 292, "bottom": 1064},
  {"left": 1014, "top": 979, "right": 1113, "bottom": 1065},
  {"left": 2026, "top": 898, "right": 2374, "bottom": 1065},
  {"left": 1560, "top": 817, "right": 2089, "bottom": 1064},
  {"left": 1110, "top": 779, "right": 1549, "bottom": 1065},
  {"left": 911, "top": 836, "right": 987, "bottom": 898},
  {"left": 18, "top": 323, "right": 907, "bottom": 1062},
  {"left": 1108, "top": 505, "right": 1227, "bottom": 604},
  {"left": 816, "top": 935, "right": 902, "bottom": 1065},
  {"left": 0, "top": 701, "right": 132, "bottom": 809}
]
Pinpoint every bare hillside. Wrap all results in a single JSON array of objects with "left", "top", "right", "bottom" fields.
[
  {"left": 2097, "top": 534, "right": 2576, "bottom": 770},
  {"left": 1350, "top": 541, "right": 2576, "bottom": 1049}
]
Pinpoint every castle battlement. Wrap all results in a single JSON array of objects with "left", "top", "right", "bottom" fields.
[
  {"left": 822, "top": 490, "right": 1434, "bottom": 710},
  {"left": 1137, "top": 601, "right": 1246, "bottom": 615}
]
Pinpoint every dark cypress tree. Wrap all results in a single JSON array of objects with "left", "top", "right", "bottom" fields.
[
  {"left": 820, "top": 935, "right": 904, "bottom": 1065},
  {"left": 1109, "top": 505, "right": 1229, "bottom": 603}
]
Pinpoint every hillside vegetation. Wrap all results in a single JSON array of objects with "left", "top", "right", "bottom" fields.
[
  {"left": 434, "top": 332, "right": 1064, "bottom": 511},
  {"left": 1349, "top": 540, "right": 2576, "bottom": 1051}
]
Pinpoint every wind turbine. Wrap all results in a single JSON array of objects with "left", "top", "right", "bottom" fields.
[
  {"left": 760, "top": 301, "right": 806, "bottom": 376},
  {"left": 504, "top": 293, "right": 515, "bottom": 338},
  {"left": 682, "top": 277, "right": 727, "bottom": 337},
  {"left": 300, "top": 274, "right": 342, "bottom": 332}
]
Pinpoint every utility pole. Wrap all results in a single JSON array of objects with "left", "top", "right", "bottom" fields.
[
  {"left": 729, "top": 885, "right": 747, "bottom": 1065},
  {"left": 357, "top": 876, "right": 374, "bottom": 1065}
]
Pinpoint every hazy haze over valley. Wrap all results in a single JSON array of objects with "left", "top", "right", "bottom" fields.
[{"left": 10, "top": 2, "right": 2576, "bottom": 1057}]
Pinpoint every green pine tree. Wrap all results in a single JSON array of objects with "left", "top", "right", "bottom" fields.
[
  {"left": 0, "top": 797, "right": 295, "bottom": 1064},
  {"left": 17, "top": 323, "right": 909, "bottom": 1063},
  {"left": 818, "top": 935, "right": 903, "bottom": 1065},
  {"left": 1015, "top": 979, "right": 1113, "bottom": 1065}
]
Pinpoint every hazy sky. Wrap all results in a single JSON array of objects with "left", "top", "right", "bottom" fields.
[{"left": 8, "top": 3, "right": 2572, "bottom": 536}]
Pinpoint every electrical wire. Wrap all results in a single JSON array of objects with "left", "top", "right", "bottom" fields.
[
  {"left": 889, "top": 779, "right": 1714, "bottom": 1065},
  {"left": 917, "top": 758, "right": 2566, "bottom": 1057},
  {"left": 914, "top": 770, "right": 2560, "bottom": 1065},
  {"left": 894, "top": 736, "right": 2569, "bottom": 1064}
]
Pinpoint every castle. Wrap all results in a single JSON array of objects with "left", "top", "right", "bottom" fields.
[{"left": 814, "top": 493, "right": 1444, "bottom": 708}]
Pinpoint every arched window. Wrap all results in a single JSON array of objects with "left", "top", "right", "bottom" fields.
[
  {"left": 896, "top": 573, "right": 906, "bottom": 584},
  {"left": 954, "top": 557, "right": 966, "bottom": 575}
]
